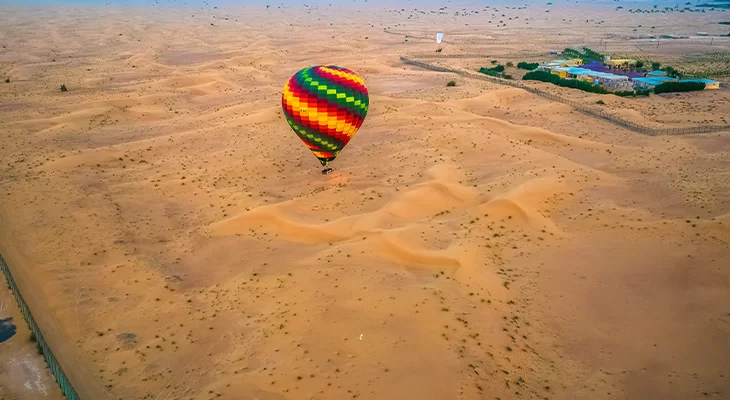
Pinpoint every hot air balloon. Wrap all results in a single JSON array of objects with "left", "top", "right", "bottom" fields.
[
  {"left": 281, "top": 65, "right": 369, "bottom": 174},
  {"left": 436, "top": 32, "right": 444, "bottom": 44}
]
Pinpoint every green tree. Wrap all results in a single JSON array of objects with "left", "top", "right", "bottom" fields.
[{"left": 654, "top": 81, "right": 705, "bottom": 94}]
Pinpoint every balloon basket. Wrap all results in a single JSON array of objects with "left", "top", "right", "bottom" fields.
[{"left": 321, "top": 167, "right": 333, "bottom": 175}]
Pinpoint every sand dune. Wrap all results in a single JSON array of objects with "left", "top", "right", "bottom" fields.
[{"left": 211, "top": 165, "right": 478, "bottom": 243}]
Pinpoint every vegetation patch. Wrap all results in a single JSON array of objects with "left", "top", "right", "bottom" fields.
[
  {"left": 479, "top": 64, "right": 506, "bottom": 77},
  {"left": 517, "top": 61, "right": 539, "bottom": 70},
  {"left": 522, "top": 70, "right": 610, "bottom": 93},
  {"left": 523, "top": 70, "right": 650, "bottom": 97},
  {"left": 654, "top": 81, "right": 705, "bottom": 94}
]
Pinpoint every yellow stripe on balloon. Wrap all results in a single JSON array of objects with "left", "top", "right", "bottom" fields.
[{"left": 320, "top": 66, "right": 365, "bottom": 86}]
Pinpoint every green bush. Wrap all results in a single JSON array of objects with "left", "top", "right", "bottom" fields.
[
  {"left": 523, "top": 70, "right": 560, "bottom": 84},
  {"left": 506, "top": 61, "right": 514, "bottom": 67},
  {"left": 636, "top": 61, "right": 644, "bottom": 68},
  {"left": 562, "top": 48, "right": 581, "bottom": 58},
  {"left": 478, "top": 67, "right": 502, "bottom": 77},
  {"left": 446, "top": 80, "right": 456, "bottom": 87},
  {"left": 654, "top": 81, "right": 705, "bottom": 94},
  {"left": 479, "top": 64, "right": 506, "bottom": 77},
  {"left": 612, "top": 89, "right": 650, "bottom": 97},
  {"left": 582, "top": 47, "right": 604, "bottom": 61},
  {"left": 651, "top": 61, "right": 661, "bottom": 70},
  {"left": 661, "top": 66, "right": 682, "bottom": 78},
  {"left": 517, "top": 61, "right": 539, "bottom": 70},
  {"left": 60, "top": 84, "right": 67, "bottom": 92}
]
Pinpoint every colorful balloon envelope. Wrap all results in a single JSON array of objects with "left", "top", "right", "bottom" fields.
[{"left": 281, "top": 65, "right": 369, "bottom": 173}]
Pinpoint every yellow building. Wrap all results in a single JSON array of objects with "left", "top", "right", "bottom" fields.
[{"left": 605, "top": 58, "right": 637, "bottom": 68}]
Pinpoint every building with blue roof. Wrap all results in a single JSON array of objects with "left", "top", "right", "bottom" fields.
[
  {"left": 537, "top": 59, "right": 720, "bottom": 91},
  {"left": 680, "top": 78, "right": 720, "bottom": 89},
  {"left": 633, "top": 77, "right": 719, "bottom": 90}
]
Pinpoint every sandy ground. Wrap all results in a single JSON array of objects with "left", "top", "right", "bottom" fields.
[{"left": 0, "top": 1, "right": 729, "bottom": 399}]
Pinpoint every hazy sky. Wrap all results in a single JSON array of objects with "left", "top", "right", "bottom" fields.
[
  {"left": 0, "top": 0, "right": 639, "bottom": 6},
  {"left": 0, "top": 0, "right": 679, "bottom": 10}
]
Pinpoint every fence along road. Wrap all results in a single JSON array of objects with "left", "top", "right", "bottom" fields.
[{"left": 399, "top": 55, "right": 730, "bottom": 136}]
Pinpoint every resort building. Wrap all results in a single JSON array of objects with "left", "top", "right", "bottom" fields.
[
  {"left": 605, "top": 58, "right": 637, "bottom": 68},
  {"left": 538, "top": 59, "right": 720, "bottom": 91},
  {"left": 539, "top": 59, "right": 583, "bottom": 71},
  {"left": 632, "top": 77, "right": 720, "bottom": 90},
  {"left": 632, "top": 77, "right": 677, "bottom": 89},
  {"left": 539, "top": 63, "right": 633, "bottom": 89}
]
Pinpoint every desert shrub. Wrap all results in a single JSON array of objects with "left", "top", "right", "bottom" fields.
[
  {"left": 60, "top": 84, "right": 67, "bottom": 92},
  {"left": 435, "top": 48, "right": 442, "bottom": 52},
  {"left": 654, "top": 81, "right": 705, "bottom": 94},
  {"left": 4, "top": 78, "right": 8, "bottom": 83},
  {"left": 661, "top": 66, "right": 683, "bottom": 78},
  {"left": 503, "top": 74, "right": 513, "bottom": 80},
  {"left": 506, "top": 61, "right": 514, "bottom": 67},
  {"left": 479, "top": 64, "right": 506, "bottom": 77},
  {"left": 612, "top": 89, "right": 650, "bottom": 97},
  {"left": 523, "top": 70, "right": 561, "bottom": 84},
  {"left": 596, "top": 100, "right": 605, "bottom": 105},
  {"left": 562, "top": 48, "right": 581, "bottom": 58},
  {"left": 491, "top": 60, "right": 498, "bottom": 64},
  {"left": 478, "top": 67, "right": 502, "bottom": 77},
  {"left": 447, "top": 80, "right": 456, "bottom": 87},
  {"left": 517, "top": 61, "right": 539, "bottom": 70}
]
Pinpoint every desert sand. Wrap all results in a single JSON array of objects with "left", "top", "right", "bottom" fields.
[{"left": 1, "top": 1, "right": 729, "bottom": 399}]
